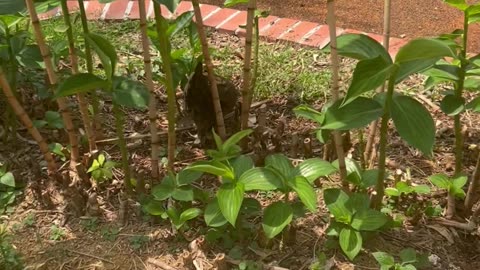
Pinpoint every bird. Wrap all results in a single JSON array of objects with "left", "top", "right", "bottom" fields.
[{"left": 184, "top": 61, "right": 240, "bottom": 148}]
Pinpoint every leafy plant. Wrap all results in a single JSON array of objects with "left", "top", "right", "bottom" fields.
[
  {"left": 33, "top": 110, "right": 64, "bottom": 129},
  {"left": 87, "top": 153, "right": 117, "bottom": 182},
  {"left": 129, "top": 235, "right": 149, "bottom": 250},
  {"left": 385, "top": 182, "right": 431, "bottom": 198},
  {"left": 0, "top": 224, "right": 23, "bottom": 270},
  {"left": 49, "top": 225, "right": 66, "bottom": 241},
  {"left": 80, "top": 217, "right": 99, "bottom": 232},
  {"left": 373, "top": 248, "right": 429, "bottom": 270},
  {"left": 100, "top": 226, "right": 119, "bottom": 242},
  {"left": 428, "top": 173, "right": 467, "bottom": 199},
  {"left": 0, "top": 164, "right": 19, "bottom": 214},
  {"left": 324, "top": 188, "right": 388, "bottom": 260}
]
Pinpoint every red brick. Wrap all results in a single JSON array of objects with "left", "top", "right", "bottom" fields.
[
  {"left": 235, "top": 15, "right": 278, "bottom": 36},
  {"left": 128, "top": 0, "right": 151, "bottom": 19},
  {"left": 174, "top": 1, "right": 193, "bottom": 16},
  {"left": 38, "top": 7, "right": 59, "bottom": 20},
  {"left": 105, "top": 0, "right": 129, "bottom": 20},
  {"left": 86, "top": 1, "right": 106, "bottom": 20},
  {"left": 261, "top": 18, "right": 299, "bottom": 41},
  {"left": 66, "top": 1, "right": 79, "bottom": 12},
  {"left": 216, "top": 11, "right": 246, "bottom": 34},
  {"left": 279, "top": 21, "right": 319, "bottom": 43},
  {"left": 301, "top": 25, "right": 344, "bottom": 48},
  {"left": 203, "top": 8, "right": 237, "bottom": 28}
]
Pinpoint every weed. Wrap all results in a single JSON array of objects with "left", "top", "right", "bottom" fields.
[
  {"left": 49, "top": 225, "right": 66, "bottom": 241},
  {"left": 0, "top": 225, "right": 23, "bottom": 270},
  {"left": 129, "top": 235, "right": 149, "bottom": 250},
  {"left": 80, "top": 217, "right": 99, "bottom": 232}
]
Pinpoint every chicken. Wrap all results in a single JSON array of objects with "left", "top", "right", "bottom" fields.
[{"left": 184, "top": 62, "right": 240, "bottom": 147}]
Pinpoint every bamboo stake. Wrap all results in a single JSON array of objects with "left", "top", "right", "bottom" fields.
[
  {"left": 191, "top": 0, "right": 227, "bottom": 139},
  {"left": 25, "top": 0, "right": 80, "bottom": 169},
  {"left": 326, "top": 0, "right": 348, "bottom": 188},
  {"left": 60, "top": 0, "right": 97, "bottom": 153},
  {"left": 138, "top": 0, "right": 160, "bottom": 180},
  {"left": 240, "top": 0, "right": 257, "bottom": 146},
  {"left": 0, "top": 68, "right": 58, "bottom": 175}
]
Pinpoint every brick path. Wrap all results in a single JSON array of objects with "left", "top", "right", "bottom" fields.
[{"left": 41, "top": 0, "right": 408, "bottom": 57}]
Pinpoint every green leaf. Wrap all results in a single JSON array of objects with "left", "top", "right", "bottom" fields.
[
  {"left": 222, "top": 129, "right": 253, "bottom": 153},
  {"left": 217, "top": 182, "right": 245, "bottom": 226},
  {"left": 187, "top": 160, "right": 234, "bottom": 180},
  {"left": 428, "top": 174, "right": 451, "bottom": 189},
  {"left": 112, "top": 76, "right": 150, "bottom": 109},
  {"left": 293, "top": 104, "right": 324, "bottom": 123},
  {"left": 444, "top": 0, "right": 468, "bottom": 10},
  {"left": 323, "top": 188, "right": 352, "bottom": 224},
  {"left": 224, "top": 0, "right": 249, "bottom": 7},
  {"left": 295, "top": 158, "right": 337, "bottom": 184},
  {"left": 339, "top": 228, "right": 362, "bottom": 261},
  {"left": 412, "top": 185, "right": 431, "bottom": 194},
  {"left": 172, "top": 186, "right": 194, "bottom": 201},
  {"left": 204, "top": 199, "right": 228, "bottom": 227},
  {"left": 238, "top": 167, "right": 282, "bottom": 191},
  {"left": 167, "top": 11, "right": 194, "bottom": 38},
  {"left": 452, "top": 175, "right": 468, "bottom": 189},
  {"left": 288, "top": 176, "right": 317, "bottom": 212},
  {"left": 262, "top": 202, "right": 293, "bottom": 239},
  {"left": 395, "top": 38, "right": 455, "bottom": 64},
  {"left": 361, "top": 169, "right": 379, "bottom": 188},
  {"left": 335, "top": 33, "right": 392, "bottom": 63},
  {"left": 231, "top": 155, "right": 254, "bottom": 180},
  {"left": 177, "top": 169, "right": 202, "bottom": 185},
  {"left": 346, "top": 193, "right": 371, "bottom": 212},
  {"left": 55, "top": 73, "right": 107, "bottom": 98},
  {"left": 373, "top": 252, "right": 395, "bottom": 268},
  {"left": 152, "top": 175, "right": 176, "bottom": 200},
  {"left": 400, "top": 248, "right": 417, "bottom": 264},
  {"left": 143, "top": 200, "right": 165, "bottom": 216},
  {"left": 85, "top": 32, "right": 117, "bottom": 79},
  {"left": 351, "top": 209, "right": 388, "bottom": 231},
  {"left": 45, "top": 111, "right": 64, "bottom": 129},
  {"left": 0, "top": 172, "right": 14, "bottom": 187},
  {"left": 440, "top": 95, "right": 465, "bottom": 116},
  {"left": 385, "top": 187, "right": 401, "bottom": 197},
  {"left": 0, "top": 0, "right": 26, "bottom": 15},
  {"left": 179, "top": 208, "right": 202, "bottom": 223},
  {"left": 344, "top": 56, "right": 392, "bottom": 104},
  {"left": 153, "top": 0, "right": 180, "bottom": 14},
  {"left": 17, "top": 45, "right": 44, "bottom": 69},
  {"left": 423, "top": 64, "right": 459, "bottom": 81},
  {"left": 265, "top": 154, "right": 293, "bottom": 178},
  {"left": 391, "top": 95, "right": 435, "bottom": 157},
  {"left": 466, "top": 96, "right": 480, "bottom": 112},
  {"left": 322, "top": 97, "right": 383, "bottom": 130}
]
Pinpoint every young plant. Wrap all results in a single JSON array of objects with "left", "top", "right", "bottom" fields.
[
  {"left": 373, "top": 248, "right": 429, "bottom": 270},
  {"left": 0, "top": 225, "right": 23, "bottom": 270},
  {"left": 385, "top": 182, "right": 431, "bottom": 199},
  {"left": 324, "top": 188, "right": 388, "bottom": 260},
  {"left": 49, "top": 225, "right": 66, "bottom": 241},
  {"left": 33, "top": 110, "right": 64, "bottom": 129},
  {"left": 87, "top": 153, "right": 117, "bottom": 183},
  {"left": 0, "top": 164, "right": 19, "bottom": 214},
  {"left": 428, "top": 173, "right": 468, "bottom": 204}
]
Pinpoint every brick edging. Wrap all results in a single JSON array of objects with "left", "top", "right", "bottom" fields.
[{"left": 40, "top": 0, "right": 407, "bottom": 57}]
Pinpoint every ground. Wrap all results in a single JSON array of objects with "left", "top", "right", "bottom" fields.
[{"left": 2, "top": 14, "right": 480, "bottom": 270}]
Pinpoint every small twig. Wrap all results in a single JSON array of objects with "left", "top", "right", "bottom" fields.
[
  {"left": 96, "top": 126, "right": 194, "bottom": 144},
  {"left": 66, "top": 249, "right": 114, "bottom": 264},
  {"left": 417, "top": 94, "right": 440, "bottom": 111},
  {"left": 146, "top": 258, "right": 179, "bottom": 270},
  {"left": 433, "top": 217, "right": 477, "bottom": 231}
]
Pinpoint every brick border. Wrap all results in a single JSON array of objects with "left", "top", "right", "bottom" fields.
[{"left": 41, "top": 0, "right": 407, "bottom": 57}]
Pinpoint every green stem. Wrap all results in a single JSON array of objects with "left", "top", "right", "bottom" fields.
[
  {"left": 373, "top": 66, "right": 398, "bottom": 209},
  {"left": 153, "top": 3, "right": 176, "bottom": 172},
  {"left": 112, "top": 103, "right": 133, "bottom": 194},
  {"left": 249, "top": 16, "right": 260, "bottom": 100}
]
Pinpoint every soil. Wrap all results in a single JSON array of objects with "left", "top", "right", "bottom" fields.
[
  {"left": 200, "top": 0, "right": 480, "bottom": 52},
  {"left": 3, "top": 30, "right": 480, "bottom": 269}
]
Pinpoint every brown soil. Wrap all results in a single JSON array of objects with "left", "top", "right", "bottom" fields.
[{"left": 200, "top": 0, "right": 480, "bottom": 52}]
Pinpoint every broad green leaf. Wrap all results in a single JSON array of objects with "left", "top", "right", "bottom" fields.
[
  {"left": 153, "top": 0, "right": 180, "bottom": 14},
  {"left": 395, "top": 38, "right": 455, "bottom": 64},
  {"left": 177, "top": 169, "right": 203, "bottom": 185},
  {"left": 0, "top": 0, "right": 25, "bottom": 15},
  {"left": 444, "top": 0, "right": 468, "bottom": 10},
  {"left": 85, "top": 32, "right": 117, "bottom": 79},
  {"left": 323, "top": 188, "right": 352, "bottom": 224},
  {"left": 466, "top": 96, "right": 480, "bottom": 112},
  {"left": 179, "top": 208, "right": 202, "bottom": 223},
  {"left": 295, "top": 158, "right": 337, "bottom": 184},
  {"left": 187, "top": 160, "right": 234, "bottom": 180},
  {"left": 45, "top": 111, "right": 64, "bottom": 129},
  {"left": 391, "top": 95, "right": 435, "bottom": 156},
  {"left": 17, "top": 45, "right": 43, "bottom": 69},
  {"left": 288, "top": 176, "right": 317, "bottom": 212},
  {"left": 396, "top": 182, "right": 413, "bottom": 194},
  {"left": 385, "top": 187, "right": 401, "bottom": 197},
  {"left": 222, "top": 129, "right": 253, "bottom": 153},
  {"left": 402, "top": 264, "right": 417, "bottom": 270},
  {"left": 339, "top": 228, "right": 362, "bottom": 261},
  {"left": 440, "top": 95, "right": 465, "bottom": 116},
  {"left": 265, "top": 153, "right": 293, "bottom": 178},
  {"left": 49, "top": 143, "right": 66, "bottom": 161},
  {"left": 143, "top": 199, "right": 165, "bottom": 216},
  {"left": 351, "top": 209, "right": 388, "bottom": 231},
  {"left": 451, "top": 175, "right": 467, "bottom": 189},
  {"left": 322, "top": 97, "right": 383, "bottom": 130},
  {"left": 332, "top": 158, "right": 363, "bottom": 187},
  {"left": 238, "top": 167, "right": 282, "bottom": 191},
  {"left": 293, "top": 104, "right": 324, "bottom": 123},
  {"left": 262, "top": 202, "right": 293, "bottom": 239},
  {"left": 0, "top": 172, "right": 14, "bottom": 187},
  {"left": 152, "top": 175, "right": 176, "bottom": 200},
  {"left": 346, "top": 193, "right": 370, "bottom": 212},
  {"left": 372, "top": 252, "right": 395, "bottom": 268},
  {"left": 55, "top": 73, "right": 107, "bottom": 98},
  {"left": 172, "top": 186, "right": 194, "bottom": 201},
  {"left": 112, "top": 76, "right": 150, "bottom": 109},
  {"left": 334, "top": 33, "right": 392, "bottom": 63},
  {"left": 412, "top": 185, "right": 431, "bottom": 194},
  {"left": 224, "top": 0, "right": 249, "bottom": 7},
  {"left": 217, "top": 182, "right": 245, "bottom": 226},
  {"left": 360, "top": 169, "right": 379, "bottom": 188},
  {"left": 204, "top": 199, "right": 228, "bottom": 227},
  {"left": 241, "top": 198, "right": 262, "bottom": 215},
  {"left": 400, "top": 248, "right": 417, "bottom": 264},
  {"left": 423, "top": 64, "right": 459, "bottom": 81},
  {"left": 167, "top": 11, "right": 194, "bottom": 38},
  {"left": 428, "top": 174, "right": 451, "bottom": 189},
  {"left": 212, "top": 129, "right": 223, "bottom": 150},
  {"left": 232, "top": 155, "right": 254, "bottom": 180},
  {"left": 344, "top": 56, "right": 392, "bottom": 104}
]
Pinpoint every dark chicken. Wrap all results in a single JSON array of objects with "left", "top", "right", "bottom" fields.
[{"left": 184, "top": 62, "right": 240, "bottom": 147}]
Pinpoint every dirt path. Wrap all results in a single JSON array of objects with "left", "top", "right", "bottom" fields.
[{"left": 200, "top": 0, "right": 480, "bottom": 51}]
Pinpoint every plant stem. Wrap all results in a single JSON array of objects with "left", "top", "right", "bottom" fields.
[
  {"left": 239, "top": 0, "right": 257, "bottom": 147},
  {"left": 191, "top": 0, "right": 227, "bottom": 140},
  {"left": 112, "top": 103, "right": 133, "bottom": 194},
  {"left": 138, "top": 0, "right": 160, "bottom": 182},
  {"left": 61, "top": 0, "right": 97, "bottom": 153},
  {"left": 78, "top": 0, "right": 102, "bottom": 139},
  {"left": 153, "top": 3, "right": 176, "bottom": 172},
  {"left": 250, "top": 15, "right": 260, "bottom": 102},
  {"left": 0, "top": 68, "right": 58, "bottom": 176},
  {"left": 25, "top": 0, "right": 81, "bottom": 170},
  {"left": 373, "top": 67, "right": 398, "bottom": 209},
  {"left": 4, "top": 26, "right": 19, "bottom": 142},
  {"left": 326, "top": 0, "right": 348, "bottom": 188}
]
